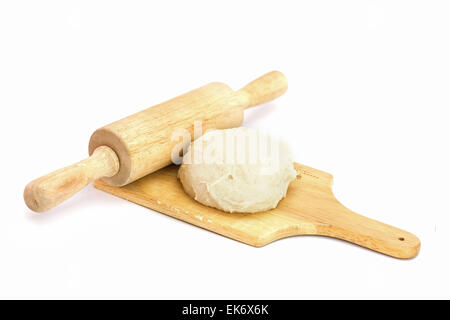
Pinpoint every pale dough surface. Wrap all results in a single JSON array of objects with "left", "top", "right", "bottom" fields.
[{"left": 178, "top": 127, "right": 297, "bottom": 213}]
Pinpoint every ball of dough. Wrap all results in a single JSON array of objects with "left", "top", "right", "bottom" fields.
[{"left": 178, "top": 127, "right": 297, "bottom": 213}]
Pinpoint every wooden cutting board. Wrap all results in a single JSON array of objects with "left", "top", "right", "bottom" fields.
[{"left": 94, "top": 163, "right": 420, "bottom": 259}]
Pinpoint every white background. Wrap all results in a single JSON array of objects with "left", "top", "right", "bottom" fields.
[{"left": 1, "top": 0, "right": 449, "bottom": 299}]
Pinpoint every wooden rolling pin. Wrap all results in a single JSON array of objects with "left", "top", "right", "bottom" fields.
[{"left": 24, "top": 71, "right": 288, "bottom": 212}]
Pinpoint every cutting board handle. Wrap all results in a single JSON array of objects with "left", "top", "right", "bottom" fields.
[
  {"left": 24, "top": 146, "right": 119, "bottom": 212},
  {"left": 238, "top": 71, "right": 288, "bottom": 109},
  {"left": 313, "top": 199, "right": 421, "bottom": 258}
]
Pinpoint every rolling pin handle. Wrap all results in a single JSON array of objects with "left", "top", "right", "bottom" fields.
[
  {"left": 238, "top": 70, "right": 288, "bottom": 109},
  {"left": 24, "top": 146, "right": 120, "bottom": 212}
]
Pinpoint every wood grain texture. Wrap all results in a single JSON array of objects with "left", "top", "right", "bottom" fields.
[
  {"left": 24, "top": 146, "right": 119, "bottom": 212},
  {"left": 238, "top": 70, "right": 288, "bottom": 108},
  {"left": 94, "top": 163, "right": 421, "bottom": 259}
]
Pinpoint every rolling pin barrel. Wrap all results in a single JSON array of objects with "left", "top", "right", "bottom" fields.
[{"left": 24, "top": 71, "right": 288, "bottom": 212}]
